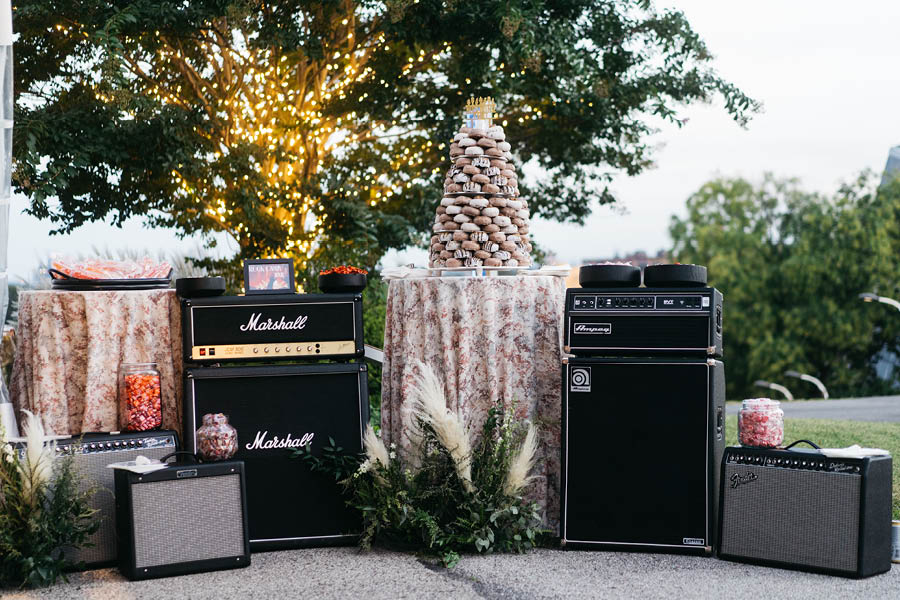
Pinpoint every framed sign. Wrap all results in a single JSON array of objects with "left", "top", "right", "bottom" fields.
[{"left": 243, "top": 259, "right": 295, "bottom": 295}]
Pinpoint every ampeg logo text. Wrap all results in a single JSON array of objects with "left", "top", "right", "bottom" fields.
[
  {"left": 683, "top": 538, "right": 705, "bottom": 546},
  {"left": 570, "top": 367, "right": 591, "bottom": 393},
  {"left": 573, "top": 323, "right": 612, "bottom": 335},
  {"left": 730, "top": 471, "right": 759, "bottom": 489}
]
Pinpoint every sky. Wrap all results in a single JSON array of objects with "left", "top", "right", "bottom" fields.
[{"left": 8, "top": 0, "right": 900, "bottom": 281}]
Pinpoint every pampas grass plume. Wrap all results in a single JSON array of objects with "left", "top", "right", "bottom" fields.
[
  {"left": 504, "top": 423, "right": 538, "bottom": 496},
  {"left": 363, "top": 423, "right": 390, "bottom": 468},
  {"left": 20, "top": 410, "right": 55, "bottom": 504},
  {"left": 410, "top": 361, "right": 474, "bottom": 492}
]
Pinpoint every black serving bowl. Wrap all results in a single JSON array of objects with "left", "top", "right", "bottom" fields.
[
  {"left": 643, "top": 264, "right": 707, "bottom": 288},
  {"left": 175, "top": 277, "right": 226, "bottom": 298},
  {"left": 318, "top": 272, "right": 368, "bottom": 294},
  {"left": 578, "top": 264, "right": 642, "bottom": 288}
]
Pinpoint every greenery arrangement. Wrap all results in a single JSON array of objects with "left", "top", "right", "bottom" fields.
[
  {"left": 0, "top": 412, "right": 99, "bottom": 589},
  {"left": 670, "top": 174, "right": 900, "bottom": 399},
  {"left": 14, "top": 0, "right": 757, "bottom": 276},
  {"left": 323, "top": 362, "right": 543, "bottom": 567}
]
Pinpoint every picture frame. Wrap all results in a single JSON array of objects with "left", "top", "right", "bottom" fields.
[{"left": 242, "top": 258, "right": 296, "bottom": 295}]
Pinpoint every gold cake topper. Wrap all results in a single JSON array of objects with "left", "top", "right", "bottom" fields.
[{"left": 464, "top": 96, "right": 496, "bottom": 127}]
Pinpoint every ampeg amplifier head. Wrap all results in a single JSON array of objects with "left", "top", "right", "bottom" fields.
[
  {"left": 564, "top": 287, "right": 723, "bottom": 357},
  {"left": 719, "top": 446, "right": 892, "bottom": 578},
  {"left": 11, "top": 431, "right": 179, "bottom": 569},
  {"left": 182, "top": 292, "right": 363, "bottom": 363}
]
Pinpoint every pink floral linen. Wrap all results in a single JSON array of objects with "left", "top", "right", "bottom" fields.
[
  {"left": 381, "top": 276, "right": 565, "bottom": 530},
  {"left": 10, "top": 290, "right": 182, "bottom": 435}
]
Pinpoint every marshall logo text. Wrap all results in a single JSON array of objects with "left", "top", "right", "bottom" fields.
[
  {"left": 573, "top": 323, "right": 612, "bottom": 335},
  {"left": 730, "top": 471, "right": 759, "bottom": 489},
  {"left": 240, "top": 312, "right": 309, "bottom": 332},
  {"left": 245, "top": 431, "right": 315, "bottom": 451}
]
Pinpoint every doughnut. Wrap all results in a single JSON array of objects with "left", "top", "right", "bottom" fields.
[
  {"left": 436, "top": 206, "right": 446, "bottom": 215},
  {"left": 485, "top": 147, "right": 503, "bottom": 157},
  {"left": 453, "top": 213, "right": 471, "bottom": 223},
  {"left": 515, "top": 209, "right": 529, "bottom": 219},
  {"left": 500, "top": 241, "right": 517, "bottom": 252},
  {"left": 468, "top": 197, "right": 489, "bottom": 209},
  {"left": 430, "top": 243, "right": 445, "bottom": 252},
  {"left": 445, "top": 205, "right": 462, "bottom": 215},
  {"left": 452, "top": 173, "right": 469, "bottom": 183},
  {"left": 483, "top": 224, "right": 501, "bottom": 233},
  {"left": 460, "top": 222, "right": 481, "bottom": 232},
  {"left": 473, "top": 216, "right": 492, "bottom": 226},
  {"left": 470, "top": 231, "right": 489, "bottom": 242},
  {"left": 483, "top": 167, "right": 500, "bottom": 177},
  {"left": 512, "top": 218, "right": 526, "bottom": 227},
  {"left": 471, "top": 174, "right": 490, "bottom": 184},
  {"left": 452, "top": 231, "right": 469, "bottom": 241},
  {"left": 438, "top": 214, "right": 451, "bottom": 223},
  {"left": 501, "top": 224, "right": 518, "bottom": 234},
  {"left": 464, "top": 257, "right": 483, "bottom": 267},
  {"left": 504, "top": 258, "right": 519, "bottom": 267},
  {"left": 501, "top": 169, "right": 516, "bottom": 179},
  {"left": 458, "top": 137, "right": 476, "bottom": 147},
  {"left": 453, "top": 195, "right": 469, "bottom": 205},
  {"left": 491, "top": 176, "right": 508, "bottom": 186},
  {"left": 506, "top": 200, "right": 522, "bottom": 210},
  {"left": 517, "top": 226, "right": 529, "bottom": 235},
  {"left": 462, "top": 205, "right": 480, "bottom": 217},
  {"left": 481, "top": 207, "right": 500, "bottom": 217},
  {"left": 474, "top": 250, "right": 491, "bottom": 259},
  {"left": 454, "top": 249, "right": 471, "bottom": 258},
  {"left": 493, "top": 250, "right": 511, "bottom": 261},
  {"left": 497, "top": 141, "right": 511, "bottom": 152},
  {"left": 441, "top": 197, "right": 455, "bottom": 206},
  {"left": 503, "top": 151, "right": 513, "bottom": 161},
  {"left": 445, "top": 183, "right": 462, "bottom": 192},
  {"left": 512, "top": 251, "right": 527, "bottom": 262},
  {"left": 484, "top": 258, "right": 502, "bottom": 267},
  {"left": 461, "top": 240, "right": 480, "bottom": 251},
  {"left": 445, "top": 240, "right": 460, "bottom": 251},
  {"left": 501, "top": 207, "right": 517, "bottom": 217},
  {"left": 455, "top": 157, "right": 473, "bottom": 166},
  {"left": 489, "top": 197, "right": 507, "bottom": 207},
  {"left": 482, "top": 242, "right": 499, "bottom": 253},
  {"left": 464, "top": 146, "right": 484, "bottom": 156},
  {"left": 489, "top": 232, "right": 506, "bottom": 242},
  {"left": 446, "top": 258, "right": 462, "bottom": 267},
  {"left": 507, "top": 234, "right": 521, "bottom": 242},
  {"left": 469, "top": 128, "right": 486, "bottom": 138},
  {"left": 463, "top": 165, "right": 481, "bottom": 175},
  {"left": 443, "top": 221, "right": 459, "bottom": 230},
  {"left": 473, "top": 156, "right": 491, "bottom": 168},
  {"left": 493, "top": 215, "right": 512, "bottom": 227},
  {"left": 477, "top": 137, "right": 497, "bottom": 148},
  {"left": 462, "top": 182, "right": 482, "bottom": 192},
  {"left": 490, "top": 159, "right": 507, "bottom": 168},
  {"left": 487, "top": 126, "right": 505, "bottom": 141},
  {"left": 439, "top": 250, "right": 453, "bottom": 259},
  {"left": 453, "top": 133, "right": 466, "bottom": 142}
]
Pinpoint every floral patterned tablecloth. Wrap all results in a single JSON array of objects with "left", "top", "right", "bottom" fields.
[
  {"left": 10, "top": 289, "right": 182, "bottom": 435},
  {"left": 381, "top": 275, "right": 566, "bottom": 530}
]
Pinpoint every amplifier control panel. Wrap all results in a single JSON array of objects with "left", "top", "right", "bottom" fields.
[
  {"left": 724, "top": 449, "right": 862, "bottom": 474},
  {"left": 191, "top": 340, "right": 356, "bottom": 361},
  {"left": 572, "top": 294, "right": 710, "bottom": 311}
]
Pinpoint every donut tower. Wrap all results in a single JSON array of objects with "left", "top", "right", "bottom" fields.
[{"left": 429, "top": 97, "right": 533, "bottom": 269}]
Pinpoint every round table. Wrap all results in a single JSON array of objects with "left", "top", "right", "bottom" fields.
[
  {"left": 10, "top": 289, "right": 182, "bottom": 435},
  {"left": 381, "top": 275, "right": 565, "bottom": 530}
]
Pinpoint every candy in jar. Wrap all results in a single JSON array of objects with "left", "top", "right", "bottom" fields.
[
  {"left": 197, "top": 413, "right": 238, "bottom": 461},
  {"left": 119, "top": 363, "right": 162, "bottom": 432},
  {"left": 738, "top": 398, "right": 784, "bottom": 447}
]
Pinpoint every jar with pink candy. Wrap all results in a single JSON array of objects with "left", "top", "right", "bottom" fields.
[
  {"left": 738, "top": 398, "right": 784, "bottom": 448},
  {"left": 196, "top": 413, "right": 239, "bottom": 461}
]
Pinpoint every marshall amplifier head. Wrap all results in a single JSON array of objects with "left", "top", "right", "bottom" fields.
[
  {"left": 114, "top": 458, "right": 250, "bottom": 580},
  {"left": 184, "top": 362, "right": 368, "bottom": 550},
  {"left": 564, "top": 287, "right": 723, "bottom": 358},
  {"left": 11, "top": 431, "right": 178, "bottom": 569},
  {"left": 182, "top": 293, "right": 363, "bottom": 363},
  {"left": 719, "top": 446, "right": 892, "bottom": 578}
]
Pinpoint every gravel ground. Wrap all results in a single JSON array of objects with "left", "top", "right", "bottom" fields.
[
  {"left": 726, "top": 395, "right": 900, "bottom": 422},
  {"left": 2, "top": 547, "right": 897, "bottom": 600}
]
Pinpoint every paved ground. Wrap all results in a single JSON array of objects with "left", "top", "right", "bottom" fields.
[
  {"left": 3, "top": 547, "right": 897, "bottom": 600},
  {"left": 726, "top": 395, "right": 900, "bottom": 422}
]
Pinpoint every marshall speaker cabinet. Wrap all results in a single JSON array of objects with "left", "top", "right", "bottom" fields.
[
  {"left": 182, "top": 293, "right": 364, "bottom": 363},
  {"left": 719, "top": 446, "right": 893, "bottom": 577},
  {"left": 560, "top": 358, "right": 725, "bottom": 554},
  {"left": 12, "top": 430, "right": 178, "bottom": 569},
  {"left": 184, "top": 362, "right": 368, "bottom": 550},
  {"left": 564, "top": 287, "right": 723, "bottom": 358},
  {"left": 114, "top": 458, "right": 250, "bottom": 580}
]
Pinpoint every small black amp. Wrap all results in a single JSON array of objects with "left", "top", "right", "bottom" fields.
[
  {"left": 719, "top": 446, "right": 892, "bottom": 578},
  {"left": 12, "top": 430, "right": 178, "bottom": 569},
  {"left": 182, "top": 293, "right": 363, "bottom": 363},
  {"left": 564, "top": 287, "right": 723, "bottom": 357}
]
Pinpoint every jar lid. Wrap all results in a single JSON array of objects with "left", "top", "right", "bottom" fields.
[
  {"left": 742, "top": 397, "right": 780, "bottom": 409},
  {"left": 122, "top": 362, "right": 158, "bottom": 369},
  {"left": 202, "top": 413, "right": 229, "bottom": 425}
]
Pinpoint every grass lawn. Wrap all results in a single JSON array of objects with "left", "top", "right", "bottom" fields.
[{"left": 725, "top": 415, "right": 900, "bottom": 519}]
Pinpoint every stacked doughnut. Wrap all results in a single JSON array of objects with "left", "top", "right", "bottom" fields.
[{"left": 429, "top": 124, "right": 533, "bottom": 268}]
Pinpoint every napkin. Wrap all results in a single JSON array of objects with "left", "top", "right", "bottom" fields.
[
  {"left": 819, "top": 444, "right": 890, "bottom": 459},
  {"left": 107, "top": 455, "right": 169, "bottom": 474}
]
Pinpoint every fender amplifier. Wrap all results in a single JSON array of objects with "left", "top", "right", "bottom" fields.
[
  {"left": 184, "top": 362, "right": 368, "bottom": 550},
  {"left": 114, "top": 458, "right": 250, "bottom": 580},
  {"left": 182, "top": 293, "right": 364, "bottom": 363},
  {"left": 718, "top": 446, "right": 893, "bottom": 578},
  {"left": 11, "top": 430, "right": 178, "bottom": 569},
  {"left": 561, "top": 357, "right": 725, "bottom": 553},
  {"left": 564, "top": 287, "right": 723, "bottom": 357}
]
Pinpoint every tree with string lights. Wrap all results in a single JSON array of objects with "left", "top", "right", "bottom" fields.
[{"left": 13, "top": 0, "right": 757, "bottom": 282}]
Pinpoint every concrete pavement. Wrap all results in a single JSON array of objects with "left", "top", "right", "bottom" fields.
[
  {"left": 3, "top": 547, "right": 897, "bottom": 600},
  {"left": 726, "top": 395, "right": 900, "bottom": 422}
]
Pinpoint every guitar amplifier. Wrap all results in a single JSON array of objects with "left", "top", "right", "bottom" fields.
[
  {"left": 114, "top": 458, "right": 250, "bottom": 580},
  {"left": 561, "top": 357, "right": 725, "bottom": 553},
  {"left": 11, "top": 430, "right": 178, "bottom": 569},
  {"left": 182, "top": 293, "right": 363, "bottom": 363},
  {"left": 719, "top": 446, "right": 893, "bottom": 578},
  {"left": 564, "top": 287, "right": 723, "bottom": 357},
  {"left": 184, "top": 362, "right": 368, "bottom": 550}
]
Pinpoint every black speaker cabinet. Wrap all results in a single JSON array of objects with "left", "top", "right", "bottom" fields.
[
  {"left": 184, "top": 362, "right": 368, "bottom": 550},
  {"left": 114, "top": 459, "right": 250, "bottom": 580},
  {"left": 719, "top": 446, "right": 893, "bottom": 578},
  {"left": 561, "top": 357, "right": 725, "bottom": 553},
  {"left": 11, "top": 431, "right": 178, "bottom": 569}
]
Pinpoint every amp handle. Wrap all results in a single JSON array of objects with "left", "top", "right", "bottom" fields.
[
  {"left": 783, "top": 439, "right": 821, "bottom": 450},
  {"left": 160, "top": 451, "right": 200, "bottom": 464}
]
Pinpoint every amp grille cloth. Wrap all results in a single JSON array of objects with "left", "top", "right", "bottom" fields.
[{"left": 131, "top": 473, "right": 244, "bottom": 568}]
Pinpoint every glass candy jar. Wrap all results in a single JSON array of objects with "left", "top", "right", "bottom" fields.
[
  {"left": 119, "top": 363, "right": 162, "bottom": 431},
  {"left": 738, "top": 398, "right": 784, "bottom": 448},
  {"left": 197, "top": 413, "right": 238, "bottom": 461}
]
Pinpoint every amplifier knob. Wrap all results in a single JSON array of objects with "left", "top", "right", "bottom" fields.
[
  {"left": 130, "top": 441, "right": 136, "bottom": 446},
  {"left": 274, "top": 347, "right": 280, "bottom": 353},
  {"left": 253, "top": 348, "right": 259, "bottom": 354},
  {"left": 307, "top": 345, "right": 314, "bottom": 351},
  {"left": 114, "top": 442, "right": 120, "bottom": 447},
  {"left": 285, "top": 346, "right": 292, "bottom": 353},
  {"left": 264, "top": 347, "right": 270, "bottom": 353},
  {"left": 106, "top": 443, "right": 112, "bottom": 449},
  {"left": 90, "top": 444, "right": 96, "bottom": 450}
]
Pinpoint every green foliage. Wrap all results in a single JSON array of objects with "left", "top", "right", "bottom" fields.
[
  {"left": 0, "top": 443, "right": 100, "bottom": 589},
  {"left": 330, "top": 401, "right": 543, "bottom": 567},
  {"left": 670, "top": 174, "right": 900, "bottom": 399},
  {"left": 14, "top": 0, "right": 757, "bottom": 269},
  {"left": 726, "top": 415, "right": 900, "bottom": 519}
]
